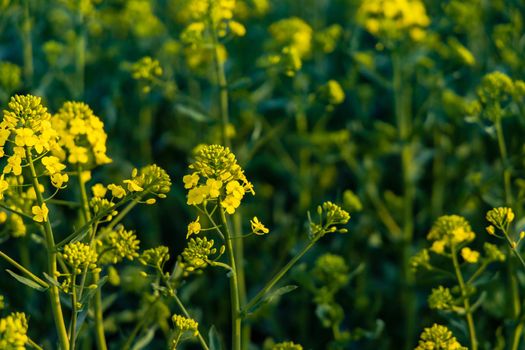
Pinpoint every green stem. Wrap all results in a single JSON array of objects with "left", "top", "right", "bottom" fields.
[
  {"left": 21, "top": 0, "right": 33, "bottom": 86},
  {"left": 495, "top": 117, "right": 523, "bottom": 348},
  {"left": 75, "top": 167, "right": 108, "bottom": 350},
  {"left": 219, "top": 207, "right": 241, "bottom": 350},
  {"left": 209, "top": 18, "right": 231, "bottom": 148},
  {"left": 243, "top": 238, "right": 317, "bottom": 314},
  {"left": 494, "top": 117, "right": 513, "bottom": 206},
  {"left": 121, "top": 296, "right": 160, "bottom": 350},
  {"left": 26, "top": 148, "right": 70, "bottom": 350},
  {"left": 69, "top": 273, "right": 78, "bottom": 350},
  {"left": 74, "top": 0, "right": 85, "bottom": 99},
  {"left": 451, "top": 244, "right": 478, "bottom": 350},
  {"left": 0, "top": 250, "right": 49, "bottom": 288},
  {"left": 393, "top": 51, "right": 416, "bottom": 350},
  {"left": 173, "top": 293, "right": 210, "bottom": 350},
  {"left": 27, "top": 337, "right": 44, "bottom": 350}
]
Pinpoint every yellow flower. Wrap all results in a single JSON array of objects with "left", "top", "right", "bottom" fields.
[
  {"left": 0, "top": 176, "right": 8, "bottom": 199},
  {"left": 183, "top": 173, "right": 199, "bottom": 189},
  {"left": 205, "top": 178, "right": 223, "bottom": 198},
  {"left": 221, "top": 195, "right": 241, "bottom": 214},
  {"left": 14, "top": 128, "right": 38, "bottom": 147},
  {"left": 461, "top": 247, "right": 480, "bottom": 264},
  {"left": 32, "top": 203, "right": 49, "bottom": 223},
  {"left": 187, "top": 186, "right": 208, "bottom": 205},
  {"left": 250, "top": 216, "right": 269, "bottom": 235},
  {"left": 226, "top": 180, "right": 245, "bottom": 199},
  {"left": 108, "top": 184, "right": 126, "bottom": 199},
  {"left": 41, "top": 156, "right": 66, "bottom": 174},
  {"left": 187, "top": 217, "right": 201, "bottom": 239},
  {"left": 430, "top": 240, "right": 446, "bottom": 254},
  {"left": 50, "top": 172, "right": 69, "bottom": 188},
  {"left": 123, "top": 179, "right": 144, "bottom": 192},
  {"left": 92, "top": 183, "right": 107, "bottom": 198}
]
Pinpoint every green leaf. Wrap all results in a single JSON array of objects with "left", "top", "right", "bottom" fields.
[
  {"left": 6, "top": 269, "right": 47, "bottom": 292},
  {"left": 246, "top": 285, "right": 298, "bottom": 315},
  {"left": 209, "top": 325, "right": 222, "bottom": 350},
  {"left": 131, "top": 327, "right": 156, "bottom": 350},
  {"left": 175, "top": 104, "right": 211, "bottom": 122},
  {"left": 43, "top": 272, "right": 62, "bottom": 288}
]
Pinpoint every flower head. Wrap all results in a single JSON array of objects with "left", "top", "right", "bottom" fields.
[
  {"left": 414, "top": 324, "right": 467, "bottom": 350},
  {"left": 0, "top": 312, "right": 28, "bottom": 350},
  {"left": 427, "top": 215, "right": 475, "bottom": 249},
  {"left": 52, "top": 101, "right": 111, "bottom": 167},
  {"left": 62, "top": 242, "right": 99, "bottom": 273}
]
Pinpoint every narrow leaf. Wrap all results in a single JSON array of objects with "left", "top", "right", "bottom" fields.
[{"left": 6, "top": 269, "right": 47, "bottom": 292}]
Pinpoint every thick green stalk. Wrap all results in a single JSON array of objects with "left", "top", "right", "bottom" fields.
[
  {"left": 494, "top": 117, "right": 523, "bottom": 349},
  {"left": 21, "top": 0, "right": 33, "bottom": 85},
  {"left": 219, "top": 207, "right": 241, "bottom": 350},
  {"left": 451, "top": 244, "right": 478, "bottom": 350},
  {"left": 74, "top": 1, "right": 85, "bottom": 99},
  {"left": 76, "top": 167, "right": 108, "bottom": 350},
  {"left": 69, "top": 273, "right": 78, "bottom": 350},
  {"left": 393, "top": 52, "right": 416, "bottom": 349},
  {"left": 210, "top": 19, "right": 231, "bottom": 148},
  {"left": 26, "top": 149, "right": 70, "bottom": 350},
  {"left": 243, "top": 238, "right": 317, "bottom": 314},
  {"left": 232, "top": 214, "right": 250, "bottom": 347}
]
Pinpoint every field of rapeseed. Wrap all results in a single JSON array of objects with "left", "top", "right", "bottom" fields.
[{"left": 1, "top": 0, "right": 525, "bottom": 349}]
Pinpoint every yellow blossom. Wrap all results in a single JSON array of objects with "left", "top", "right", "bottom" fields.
[
  {"left": 461, "top": 247, "right": 480, "bottom": 264},
  {"left": 183, "top": 173, "right": 199, "bottom": 189},
  {"left": 92, "top": 183, "right": 107, "bottom": 198},
  {"left": 187, "top": 217, "right": 201, "bottom": 239},
  {"left": 32, "top": 203, "right": 49, "bottom": 223},
  {"left": 123, "top": 179, "right": 144, "bottom": 192},
  {"left": 250, "top": 216, "right": 269, "bottom": 235},
  {"left": 108, "top": 184, "right": 126, "bottom": 199},
  {"left": 205, "top": 178, "right": 223, "bottom": 198}
]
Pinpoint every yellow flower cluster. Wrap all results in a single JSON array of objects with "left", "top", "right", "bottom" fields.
[
  {"left": 172, "top": 314, "right": 199, "bottom": 336},
  {"left": 309, "top": 201, "right": 350, "bottom": 239},
  {"left": 97, "top": 226, "right": 140, "bottom": 264},
  {"left": 486, "top": 207, "right": 514, "bottom": 233},
  {"left": 428, "top": 286, "right": 453, "bottom": 311},
  {"left": 179, "top": 0, "right": 245, "bottom": 39},
  {"left": 261, "top": 17, "right": 313, "bottom": 76},
  {"left": 272, "top": 341, "right": 303, "bottom": 350},
  {"left": 130, "top": 56, "right": 163, "bottom": 93},
  {"left": 185, "top": 144, "right": 254, "bottom": 214},
  {"left": 181, "top": 237, "right": 218, "bottom": 274},
  {"left": 414, "top": 324, "right": 467, "bottom": 350},
  {"left": 475, "top": 72, "right": 525, "bottom": 121},
  {"left": 52, "top": 101, "right": 111, "bottom": 167},
  {"left": 62, "top": 242, "right": 99, "bottom": 274},
  {"left": 313, "top": 253, "right": 350, "bottom": 291},
  {"left": 358, "top": 0, "right": 430, "bottom": 43},
  {"left": 139, "top": 246, "right": 170, "bottom": 267},
  {"left": 131, "top": 56, "right": 163, "bottom": 81},
  {"left": 1, "top": 95, "right": 60, "bottom": 179},
  {"left": 427, "top": 215, "right": 475, "bottom": 254},
  {"left": 0, "top": 312, "right": 28, "bottom": 350}
]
